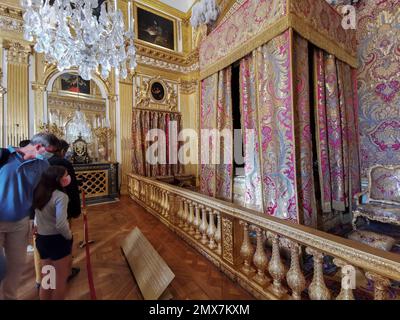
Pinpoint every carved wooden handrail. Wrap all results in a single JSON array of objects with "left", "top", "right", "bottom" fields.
[{"left": 127, "top": 173, "right": 400, "bottom": 300}]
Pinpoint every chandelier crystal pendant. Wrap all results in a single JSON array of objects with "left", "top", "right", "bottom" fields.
[{"left": 21, "top": 0, "right": 137, "bottom": 81}]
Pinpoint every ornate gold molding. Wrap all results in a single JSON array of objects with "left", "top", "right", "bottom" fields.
[
  {"left": 135, "top": 76, "right": 178, "bottom": 111},
  {"left": 180, "top": 79, "right": 198, "bottom": 95},
  {"left": 136, "top": 41, "right": 185, "bottom": 65},
  {"left": 31, "top": 82, "right": 46, "bottom": 92},
  {"left": 108, "top": 94, "right": 118, "bottom": 103},
  {"left": 0, "top": 4, "right": 23, "bottom": 20},
  {"left": 4, "top": 41, "right": 31, "bottom": 64}
]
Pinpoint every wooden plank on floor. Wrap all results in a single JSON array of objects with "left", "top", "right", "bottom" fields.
[{"left": 121, "top": 227, "right": 175, "bottom": 300}]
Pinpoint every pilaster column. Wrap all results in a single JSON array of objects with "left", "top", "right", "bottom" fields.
[
  {"left": 107, "top": 93, "right": 118, "bottom": 163},
  {"left": 4, "top": 41, "right": 31, "bottom": 145},
  {"left": 31, "top": 82, "right": 46, "bottom": 133},
  {"left": 0, "top": 67, "right": 6, "bottom": 146}
]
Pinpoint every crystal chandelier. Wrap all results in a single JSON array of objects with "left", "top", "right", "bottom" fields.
[{"left": 21, "top": 0, "right": 137, "bottom": 81}]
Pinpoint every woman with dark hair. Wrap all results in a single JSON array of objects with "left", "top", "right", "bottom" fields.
[{"left": 33, "top": 165, "right": 73, "bottom": 300}]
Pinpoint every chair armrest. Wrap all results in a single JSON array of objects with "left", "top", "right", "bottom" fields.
[{"left": 354, "top": 190, "right": 368, "bottom": 206}]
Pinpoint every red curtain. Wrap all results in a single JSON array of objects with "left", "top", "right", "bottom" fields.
[{"left": 131, "top": 109, "right": 182, "bottom": 177}]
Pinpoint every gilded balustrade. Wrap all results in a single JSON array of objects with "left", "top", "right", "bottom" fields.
[{"left": 127, "top": 173, "right": 400, "bottom": 300}]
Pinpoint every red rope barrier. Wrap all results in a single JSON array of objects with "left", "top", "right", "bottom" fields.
[{"left": 81, "top": 191, "right": 97, "bottom": 300}]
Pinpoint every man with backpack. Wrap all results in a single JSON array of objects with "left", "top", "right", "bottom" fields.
[{"left": 0, "top": 133, "right": 60, "bottom": 300}]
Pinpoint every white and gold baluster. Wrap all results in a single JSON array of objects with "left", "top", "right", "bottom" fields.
[
  {"left": 164, "top": 190, "right": 169, "bottom": 216},
  {"left": 193, "top": 203, "right": 201, "bottom": 240},
  {"left": 152, "top": 186, "right": 156, "bottom": 210},
  {"left": 157, "top": 188, "right": 162, "bottom": 213},
  {"left": 149, "top": 185, "right": 154, "bottom": 208},
  {"left": 182, "top": 199, "right": 189, "bottom": 231},
  {"left": 188, "top": 201, "right": 195, "bottom": 235},
  {"left": 250, "top": 226, "right": 269, "bottom": 287},
  {"left": 164, "top": 191, "right": 170, "bottom": 219},
  {"left": 177, "top": 197, "right": 184, "bottom": 227},
  {"left": 153, "top": 187, "right": 158, "bottom": 211},
  {"left": 267, "top": 232, "right": 287, "bottom": 297},
  {"left": 305, "top": 248, "right": 331, "bottom": 300},
  {"left": 199, "top": 206, "right": 209, "bottom": 245},
  {"left": 286, "top": 241, "right": 306, "bottom": 300},
  {"left": 365, "top": 272, "right": 391, "bottom": 300},
  {"left": 158, "top": 188, "right": 163, "bottom": 214},
  {"left": 207, "top": 209, "right": 217, "bottom": 250},
  {"left": 139, "top": 182, "right": 144, "bottom": 200},
  {"left": 239, "top": 221, "right": 255, "bottom": 276},
  {"left": 334, "top": 258, "right": 355, "bottom": 300},
  {"left": 160, "top": 190, "right": 165, "bottom": 215},
  {"left": 214, "top": 211, "right": 222, "bottom": 255}
]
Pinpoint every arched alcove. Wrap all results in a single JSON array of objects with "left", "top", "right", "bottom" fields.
[{"left": 43, "top": 70, "right": 112, "bottom": 162}]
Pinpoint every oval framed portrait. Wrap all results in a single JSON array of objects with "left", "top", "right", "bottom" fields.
[{"left": 150, "top": 81, "right": 166, "bottom": 102}]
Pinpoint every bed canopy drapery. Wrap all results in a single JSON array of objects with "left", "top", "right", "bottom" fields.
[{"left": 198, "top": 0, "right": 360, "bottom": 227}]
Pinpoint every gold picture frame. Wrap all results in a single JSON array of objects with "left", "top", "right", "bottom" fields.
[{"left": 134, "top": 3, "right": 177, "bottom": 52}]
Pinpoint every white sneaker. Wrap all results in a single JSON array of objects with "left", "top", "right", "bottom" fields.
[{"left": 27, "top": 245, "right": 34, "bottom": 253}]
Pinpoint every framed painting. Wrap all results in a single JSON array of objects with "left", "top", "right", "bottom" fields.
[
  {"left": 135, "top": 5, "right": 176, "bottom": 51},
  {"left": 150, "top": 80, "right": 166, "bottom": 102},
  {"left": 61, "top": 73, "right": 90, "bottom": 94}
]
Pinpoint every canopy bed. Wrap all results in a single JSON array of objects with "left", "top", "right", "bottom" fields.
[{"left": 198, "top": 0, "right": 361, "bottom": 227}]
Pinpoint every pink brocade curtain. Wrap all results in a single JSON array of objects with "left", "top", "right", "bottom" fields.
[
  {"left": 293, "top": 34, "right": 317, "bottom": 227},
  {"left": 215, "top": 67, "right": 233, "bottom": 201},
  {"left": 131, "top": 109, "right": 182, "bottom": 177},
  {"left": 239, "top": 54, "right": 263, "bottom": 211},
  {"left": 314, "top": 49, "right": 361, "bottom": 212},
  {"left": 200, "top": 68, "right": 233, "bottom": 201},
  {"left": 200, "top": 74, "right": 218, "bottom": 197},
  {"left": 255, "top": 30, "right": 298, "bottom": 222}
]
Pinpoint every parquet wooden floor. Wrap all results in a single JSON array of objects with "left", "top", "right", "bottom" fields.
[{"left": 17, "top": 196, "right": 254, "bottom": 300}]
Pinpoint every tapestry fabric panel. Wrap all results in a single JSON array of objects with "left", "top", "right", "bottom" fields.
[
  {"left": 288, "top": 0, "right": 357, "bottom": 57},
  {"left": 255, "top": 30, "right": 298, "bottom": 222},
  {"left": 293, "top": 33, "right": 317, "bottom": 227},
  {"left": 239, "top": 54, "right": 263, "bottom": 212},
  {"left": 215, "top": 67, "right": 234, "bottom": 201},
  {"left": 313, "top": 49, "right": 361, "bottom": 212},
  {"left": 131, "top": 109, "right": 182, "bottom": 177},
  {"left": 200, "top": 0, "right": 287, "bottom": 72},
  {"left": 200, "top": 74, "right": 218, "bottom": 197},
  {"left": 356, "top": 0, "right": 400, "bottom": 176},
  {"left": 314, "top": 49, "right": 332, "bottom": 213}
]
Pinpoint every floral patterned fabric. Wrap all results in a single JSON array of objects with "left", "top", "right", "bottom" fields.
[
  {"left": 200, "top": 0, "right": 287, "bottom": 72},
  {"left": 357, "top": 203, "right": 400, "bottom": 224},
  {"left": 200, "top": 74, "right": 218, "bottom": 197},
  {"left": 369, "top": 166, "right": 400, "bottom": 204},
  {"left": 131, "top": 109, "right": 182, "bottom": 177},
  {"left": 357, "top": 0, "right": 400, "bottom": 176},
  {"left": 215, "top": 67, "right": 234, "bottom": 201},
  {"left": 239, "top": 54, "right": 263, "bottom": 211},
  {"left": 293, "top": 33, "right": 317, "bottom": 227},
  {"left": 314, "top": 49, "right": 332, "bottom": 213},
  {"left": 255, "top": 30, "right": 298, "bottom": 222},
  {"left": 314, "top": 49, "right": 361, "bottom": 212},
  {"left": 348, "top": 230, "right": 396, "bottom": 251},
  {"left": 289, "top": 0, "right": 357, "bottom": 57}
]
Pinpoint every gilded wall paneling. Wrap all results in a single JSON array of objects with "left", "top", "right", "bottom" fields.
[
  {"left": 0, "top": 66, "right": 6, "bottom": 147},
  {"left": 119, "top": 80, "right": 133, "bottom": 194},
  {"left": 28, "top": 54, "right": 35, "bottom": 137},
  {"left": 4, "top": 41, "right": 31, "bottom": 146},
  {"left": 135, "top": 74, "right": 179, "bottom": 112}
]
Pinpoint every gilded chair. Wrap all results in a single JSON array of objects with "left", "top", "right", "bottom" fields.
[{"left": 352, "top": 165, "right": 400, "bottom": 230}]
